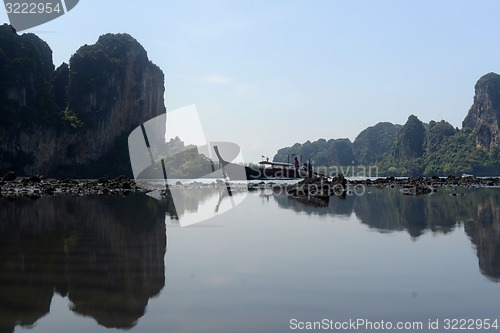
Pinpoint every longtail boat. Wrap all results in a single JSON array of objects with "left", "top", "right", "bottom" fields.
[{"left": 213, "top": 145, "right": 306, "bottom": 180}]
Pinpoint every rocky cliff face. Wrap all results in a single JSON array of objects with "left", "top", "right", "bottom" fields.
[
  {"left": 0, "top": 24, "right": 165, "bottom": 177},
  {"left": 0, "top": 24, "right": 54, "bottom": 120},
  {"left": 273, "top": 138, "right": 355, "bottom": 167},
  {"left": 353, "top": 122, "right": 402, "bottom": 164},
  {"left": 463, "top": 72, "right": 500, "bottom": 152},
  {"left": 393, "top": 115, "right": 426, "bottom": 160}
]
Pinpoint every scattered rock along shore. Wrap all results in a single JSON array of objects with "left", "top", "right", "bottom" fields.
[
  {"left": 0, "top": 173, "right": 144, "bottom": 200},
  {"left": 1, "top": 170, "right": 500, "bottom": 200},
  {"left": 249, "top": 175, "right": 500, "bottom": 194},
  {"left": 348, "top": 175, "right": 500, "bottom": 196}
]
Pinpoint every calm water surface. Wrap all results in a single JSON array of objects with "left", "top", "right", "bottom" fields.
[{"left": 2, "top": 186, "right": 500, "bottom": 332}]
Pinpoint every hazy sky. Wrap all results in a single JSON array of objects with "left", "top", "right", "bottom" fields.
[{"left": 2, "top": 0, "right": 500, "bottom": 162}]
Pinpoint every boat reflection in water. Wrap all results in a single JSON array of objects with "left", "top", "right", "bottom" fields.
[
  {"left": 159, "top": 185, "right": 248, "bottom": 227},
  {"left": 0, "top": 193, "right": 167, "bottom": 332}
]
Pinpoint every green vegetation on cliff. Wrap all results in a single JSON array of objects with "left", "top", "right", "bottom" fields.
[
  {"left": 137, "top": 137, "right": 216, "bottom": 179},
  {"left": 378, "top": 118, "right": 500, "bottom": 176},
  {"left": 353, "top": 122, "right": 402, "bottom": 164},
  {"left": 274, "top": 138, "right": 355, "bottom": 167}
]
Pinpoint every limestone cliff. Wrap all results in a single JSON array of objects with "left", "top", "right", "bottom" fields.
[
  {"left": 353, "top": 122, "right": 402, "bottom": 164},
  {"left": 463, "top": 72, "right": 500, "bottom": 152},
  {"left": 0, "top": 25, "right": 54, "bottom": 122},
  {"left": 0, "top": 24, "right": 165, "bottom": 177},
  {"left": 392, "top": 115, "right": 426, "bottom": 160}
]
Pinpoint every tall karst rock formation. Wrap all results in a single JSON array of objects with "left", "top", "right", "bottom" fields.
[
  {"left": 0, "top": 24, "right": 166, "bottom": 177},
  {"left": 392, "top": 115, "right": 426, "bottom": 160},
  {"left": 463, "top": 72, "right": 500, "bottom": 152}
]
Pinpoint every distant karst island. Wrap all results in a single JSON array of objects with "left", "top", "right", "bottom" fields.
[{"left": 274, "top": 72, "right": 500, "bottom": 177}]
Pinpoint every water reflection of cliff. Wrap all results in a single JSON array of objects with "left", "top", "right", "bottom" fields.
[
  {"left": 272, "top": 187, "right": 500, "bottom": 281},
  {"left": 353, "top": 188, "right": 462, "bottom": 237},
  {"left": 464, "top": 193, "right": 500, "bottom": 282},
  {"left": 0, "top": 194, "right": 167, "bottom": 332}
]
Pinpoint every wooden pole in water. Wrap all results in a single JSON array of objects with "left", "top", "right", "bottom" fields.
[{"left": 213, "top": 145, "right": 232, "bottom": 196}]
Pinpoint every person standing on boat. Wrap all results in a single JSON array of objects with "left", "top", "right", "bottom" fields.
[{"left": 294, "top": 157, "right": 300, "bottom": 177}]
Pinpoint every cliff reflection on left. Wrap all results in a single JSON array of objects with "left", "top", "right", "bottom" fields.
[{"left": 0, "top": 193, "right": 168, "bottom": 332}]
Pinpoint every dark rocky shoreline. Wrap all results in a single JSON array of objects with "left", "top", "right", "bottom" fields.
[
  {"left": 350, "top": 175, "right": 500, "bottom": 195},
  {"left": 350, "top": 175, "right": 500, "bottom": 188},
  {"left": 1, "top": 170, "right": 500, "bottom": 200},
  {"left": 0, "top": 172, "right": 143, "bottom": 200}
]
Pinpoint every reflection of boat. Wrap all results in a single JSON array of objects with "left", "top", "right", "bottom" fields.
[
  {"left": 213, "top": 145, "right": 304, "bottom": 180},
  {"left": 289, "top": 194, "right": 331, "bottom": 207},
  {"left": 165, "top": 185, "right": 247, "bottom": 227}
]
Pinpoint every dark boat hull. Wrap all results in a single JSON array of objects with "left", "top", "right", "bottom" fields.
[
  {"left": 215, "top": 161, "right": 303, "bottom": 180},
  {"left": 247, "top": 166, "right": 302, "bottom": 180},
  {"left": 213, "top": 145, "right": 303, "bottom": 181}
]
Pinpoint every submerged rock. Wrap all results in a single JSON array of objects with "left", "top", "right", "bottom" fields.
[
  {"left": 2, "top": 171, "right": 16, "bottom": 182},
  {"left": 400, "top": 185, "right": 434, "bottom": 196}
]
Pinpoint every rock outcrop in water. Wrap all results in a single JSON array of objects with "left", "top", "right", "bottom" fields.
[{"left": 0, "top": 24, "right": 165, "bottom": 177}]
